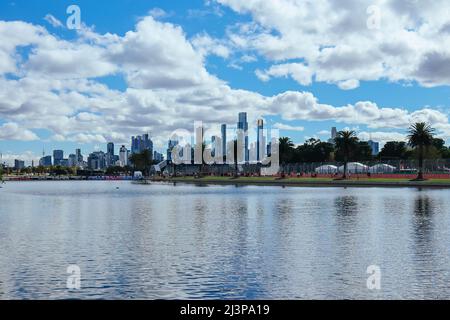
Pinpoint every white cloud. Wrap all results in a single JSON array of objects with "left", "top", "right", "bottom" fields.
[
  {"left": 192, "top": 33, "right": 231, "bottom": 59},
  {"left": 0, "top": 122, "right": 38, "bottom": 141},
  {"left": 273, "top": 122, "right": 305, "bottom": 132},
  {"left": 217, "top": 0, "right": 450, "bottom": 88},
  {"left": 256, "top": 63, "right": 313, "bottom": 86},
  {"left": 0, "top": 151, "right": 40, "bottom": 166},
  {"left": 148, "top": 8, "right": 169, "bottom": 18},
  {"left": 0, "top": 13, "right": 449, "bottom": 150},
  {"left": 338, "top": 79, "right": 360, "bottom": 90}
]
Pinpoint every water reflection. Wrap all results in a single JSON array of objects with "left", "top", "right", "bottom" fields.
[{"left": 1, "top": 182, "right": 450, "bottom": 299}]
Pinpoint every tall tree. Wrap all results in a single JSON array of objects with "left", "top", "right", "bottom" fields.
[
  {"left": 408, "top": 122, "right": 435, "bottom": 180},
  {"left": 129, "top": 149, "right": 153, "bottom": 176},
  {"left": 279, "top": 137, "right": 295, "bottom": 164},
  {"left": 334, "top": 130, "right": 359, "bottom": 179},
  {"left": 379, "top": 141, "right": 409, "bottom": 160}
]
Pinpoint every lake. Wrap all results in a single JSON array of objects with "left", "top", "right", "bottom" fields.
[{"left": 0, "top": 181, "right": 449, "bottom": 299}]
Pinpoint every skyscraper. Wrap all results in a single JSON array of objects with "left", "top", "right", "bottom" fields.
[
  {"left": 53, "top": 150, "right": 63, "bottom": 166},
  {"left": 39, "top": 155, "right": 52, "bottom": 167},
  {"left": 329, "top": 127, "right": 338, "bottom": 144},
  {"left": 257, "top": 119, "right": 264, "bottom": 162},
  {"left": 167, "top": 139, "right": 179, "bottom": 162},
  {"left": 107, "top": 142, "right": 114, "bottom": 156},
  {"left": 76, "top": 149, "right": 83, "bottom": 164},
  {"left": 221, "top": 124, "right": 227, "bottom": 159},
  {"left": 368, "top": 140, "right": 380, "bottom": 156},
  {"left": 68, "top": 154, "right": 77, "bottom": 167},
  {"left": 331, "top": 127, "right": 337, "bottom": 139},
  {"left": 131, "top": 134, "right": 153, "bottom": 155},
  {"left": 119, "top": 145, "right": 129, "bottom": 167},
  {"left": 14, "top": 159, "right": 25, "bottom": 170},
  {"left": 237, "top": 112, "right": 249, "bottom": 162}
]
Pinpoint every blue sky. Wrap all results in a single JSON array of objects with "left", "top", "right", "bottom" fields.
[{"left": 1, "top": 0, "right": 450, "bottom": 164}]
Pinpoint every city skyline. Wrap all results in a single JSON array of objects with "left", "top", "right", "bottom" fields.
[{"left": 1, "top": 0, "right": 450, "bottom": 166}]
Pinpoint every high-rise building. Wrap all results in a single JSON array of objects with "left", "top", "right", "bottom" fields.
[
  {"left": 131, "top": 134, "right": 153, "bottom": 155},
  {"left": 87, "top": 151, "right": 106, "bottom": 170},
  {"left": 331, "top": 127, "right": 337, "bottom": 139},
  {"left": 153, "top": 151, "right": 164, "bottom": 163},
  {"left": 119, "top": 145, "right": 129, "bottom": 167},
  {"left": 106, "top": 142, "right": 117, "bottom": 167},
  {"left": 167, "top": 139, "right": 179, "bottom": 162},
  {"left": 76, "top": 149, "right": 83, "bottom": 164},
  {"left": 14, "top": 159, "right": 25, "bottom": 170},
  {"left": 221, "top": 124, "right": 227, "bottom": 159},
  {"left": 237, "top": 112, "right": 249, "bottom": 162},
  {"left": 53, "top": 150, "right": 64, "bottom": 166},
  {"left": 39, "top": 155, "right": 52, "bottom": 167},
  {"left": 68, "top": 154, "right": 77, "bottom": 167},
  {"left": 328, "top": 127, "right": 338, "bottom": 144},
  {"left": 368, "top": 140, "right": 380, "bottom": 156},
  {"left": 257, "top": 119, "right": 264, "bottom": 162},
  {"left": 107, "top": 142, "right": 114, "bottom": 156}
]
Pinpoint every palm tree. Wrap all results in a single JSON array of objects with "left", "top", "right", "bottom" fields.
[
  {"left": 334, "top": 130, "right": 359, "bottom": 179},
  {"left": 408, "top": 122, "right": 435, "bottom": 181}
]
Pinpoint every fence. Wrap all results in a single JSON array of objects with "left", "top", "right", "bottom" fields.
[{"left": 166, "top": 159, "right": 450, "bottom": 177}]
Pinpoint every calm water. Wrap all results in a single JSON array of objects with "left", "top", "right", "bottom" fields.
[{"left": 0, "top": 181, "right": 450, "bottom": 299}]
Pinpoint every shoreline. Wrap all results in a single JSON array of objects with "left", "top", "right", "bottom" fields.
[
  {"left": 3, "top": 176, "right": 450, "bottom": 188},
  {"left": 165, "top": 177, "right": 450, "bottom": 189}
]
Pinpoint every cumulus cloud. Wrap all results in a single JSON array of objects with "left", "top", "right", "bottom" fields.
[
  {"left": 0, "top": 12, "right": 449, "bottom": 151},
  {"left": 216, "top": 0, "right": 450, "bottom": 88},
  {"left": 256, "top": 63, "right": 313, "bottom": 86},
  {"left": 0, "top": 122, "right": 38, "bottom": 141},
  {"left": 273, "top": 123, "right": 305, "bottom": 132},
  {"left": 0, "top": 151, "right": 40, "bottom": 166}
]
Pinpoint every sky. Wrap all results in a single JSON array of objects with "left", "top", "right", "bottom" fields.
[{"left": 1, "top": 0, "right": 450, "bottom": 165}]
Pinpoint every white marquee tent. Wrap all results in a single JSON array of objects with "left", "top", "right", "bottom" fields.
[
  {"left": 369, "top": 164, "right": 397, "bottom": 173},
  {"left": 338, "top": 162, "right": 369, "bottom": 173},
  {"left": 315, "top": 165, "right": 338, "bottom": 174}
]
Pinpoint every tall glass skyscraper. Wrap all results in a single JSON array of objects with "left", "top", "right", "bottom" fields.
[
  {"left": 107, "top": 142, "right": 114, "bottom": 156},
  {"left": 53, "top": 150, "right": 63, "bottom": 166},
  {"left": 221, "top": 124, "right": 227, "bottom": 159},
  {"left": 257, "top": 119, "right": 264, "bottom": 162},
  {"left": 131, "top": 134, "right": 153, "bottom": 155},
  {"left": 237, "top": 112, "right": 249, "bottom": 162}
]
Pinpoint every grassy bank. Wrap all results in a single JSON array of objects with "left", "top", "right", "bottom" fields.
[{"left": 165, "top": 176, "right": 450, "bottom": 188}]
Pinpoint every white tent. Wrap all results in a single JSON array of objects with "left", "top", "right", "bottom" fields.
[
  {"left": 315, "top": 165, "right": 338, "bottom": 174},
  {"left": 369, "top": 164, "right": 396, "bottom": 173},
  {"left": 338, "top": 162, "right": 369, "bottom": 173}
]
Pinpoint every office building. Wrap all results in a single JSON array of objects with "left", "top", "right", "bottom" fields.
[
  {"left": 53, "top": 150, "right": 64, "bottom": 166},
  {"left": 167, "top": 139, "right": 179, "bottom": 162},
  {"left": 87, "top": 151, "right": 106, "bottom": 170},
  {"left": 153, "top": 151, "right": 164, "bottom": 163},
  {"left": 68, "top": 154, "right": 77, "bottom": 167},
  {"left": 328, "top": 127, "right": 338, "bottom": 144},
  {"left": 368, "top": 140, "right": 380, "bottom": 156},
  {"left": 257, "top": 119, "right": 264, "bottom": 162},
  {"left": 131, "top": 134, "right": 153, "bottom": 155},
  {"left": 221, "top": 124, "right": 227, "bottom": 159},
  {"left": 119, "top": 145, "right": 129, "bottom": 167},
  {"left": 76, "top": 149, "right": 83, "bottom": 164},
  {"left": 14, "top": 159, "right": 25, "bottom": 170},
  {"left": 237, "top": 112, "right": 249, "bottom": 162},
  {"left": 39, "top": 155, "right": 52, "bottom": 167}
]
